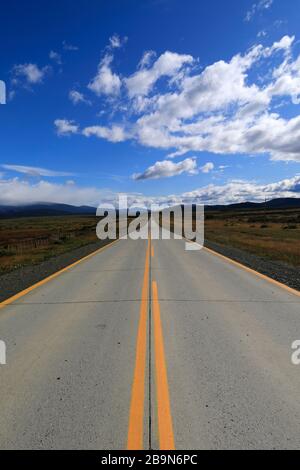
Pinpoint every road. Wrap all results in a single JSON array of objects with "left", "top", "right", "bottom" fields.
[{"left": 0, "top": 237, "right": 300, "bottom": 449}]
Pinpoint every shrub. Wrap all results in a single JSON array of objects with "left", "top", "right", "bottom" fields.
[{"left": 0, "top": 248, "right": 15, "bottom": 257}]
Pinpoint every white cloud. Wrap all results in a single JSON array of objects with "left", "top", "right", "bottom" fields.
[
  {"left": 60, "top": 35, "right": 300, "bottom": 163},
  {"left": 1, "top": 164, "right": 74, "bottom": 178},
  {"left": 129, "top": 35, "right": 300, "bottom": 162},
  {"left": 54, "top": 119, "right": 79, "bottom": 136},
  {"left": 0, "top": 174, "right": 299, "bottom": 207},
  {"left": 82, "top": 125, "right": 127, "bottom": 142},
  {"left": 267, "top": 51, "right": 300, "bottom": 105},
  {"left": 109, "top": 34, "right": 127, "bottom": 49},
  {"left": 138, "top": 50, "right": 156, "bottom": 69},
  {"left": 125, "top": 51, "right": 194, "bottom": 98},
  {"left": 268, "top": 35, "right": 294, "bottom": 54},
  {"left": 245, "top": 0, "right": 274, "bottom": 22},
  {"left": 69, "top": 90, "right": 91, "bottom": 105},
  {"left": 200, "top": 162, "right": 214, "bottom": 173},
  {"left": 13, "top": 63, "right": 50, "bottom": 85},
  {"left": 182, "top": 175, "right": 300, "bottom": 205},
  {"left": 88, "top": 54, "right": 121, "bottom": 96},
  {"left": 49, "top": 50, "right": 62, "bottom": 64},
  {"left": 0, "top": 178, "right": 108, "bottom": 207},
  {"left": 109, "top": 34, "right": 121, "bottom": 48},
  {"left": 132, "top": 157, "right": 198, "bottom": 180}
]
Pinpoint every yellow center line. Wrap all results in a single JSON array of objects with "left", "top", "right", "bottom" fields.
[
  {"left": 127, "top": 239, "right": 149, "bottom": 450},
  {"left": 152, "top": 280, "right": 175, "bottom": 450}
]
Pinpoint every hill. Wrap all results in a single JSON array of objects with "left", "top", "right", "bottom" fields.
[{"left": 0, "top": 203, "right": 97, "bottom": 218}]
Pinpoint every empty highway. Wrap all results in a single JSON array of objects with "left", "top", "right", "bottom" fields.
[{"left": 0, "top": 237, "right": 300, "bottom": 449}]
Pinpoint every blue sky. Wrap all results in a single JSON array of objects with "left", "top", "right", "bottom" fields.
[{"left": 1, "top": 0, "right": 300, "bottom": 206}]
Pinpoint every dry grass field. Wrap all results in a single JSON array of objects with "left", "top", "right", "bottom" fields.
[
  {"left": 0, "top": 215, "right": 100, "bottom": 274},
  {"left": 205, "top": 208, "right": 300, "bottom": 267},
  {"left": 0, "top": 208, "right": 299, "bottom": 275}
]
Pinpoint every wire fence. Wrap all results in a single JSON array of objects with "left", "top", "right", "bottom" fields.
[{"left": 2, "top": 231, "right": 78, "bottom": 255}]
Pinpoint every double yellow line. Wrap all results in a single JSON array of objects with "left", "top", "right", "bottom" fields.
[
  {"left": 152, "top": 280, "right": 175, "bottom": 450},
  {"left": 0, "top": 234, "right": 173, "bottom": 449},
  {"left": 127, "top": 240, "right": 150, "bottom": 449},
  {"left": 127, "top": 239, "right": 175, "bottom": 450}
]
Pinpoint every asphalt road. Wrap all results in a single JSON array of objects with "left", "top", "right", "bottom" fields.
[{"left": 0, "top": 237, "right": 300, "bottom": 449}]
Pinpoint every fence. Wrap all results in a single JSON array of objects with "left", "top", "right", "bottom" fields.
[{"left": 3, "top": 231, "right": 77, "bottom": 255}]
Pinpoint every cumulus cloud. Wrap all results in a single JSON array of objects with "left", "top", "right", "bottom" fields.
[
  {"left": 54, "top": 119, "right": 79, "bottom": 136},
  {"left": 69, "top": 90, "right": 91, "bottom": 105},
  {"left": 138, "top": 50, "right": 156, "bottom": 69},
  {"left": 82, "top": 125, "right": 127, "bottom": 142},
  {"left": 125, "top": 51, "right": 194, "bottom": 98},
  {"left": 130, "top": 35, "right": 300, "bottom": 162},
  {"left": 13, "top": 63, "right": 50, "bottom": 85},
  {"left": 60, "top": 35, "right": 300, "bottom": 163},
  {"left": 88, "top": 54, "right": 121, "bottom": 96},
  {"left": 132, "top": 157, "right": 198, "bottom": 180}
]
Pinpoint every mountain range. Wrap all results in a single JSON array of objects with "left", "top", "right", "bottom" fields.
[{"left": 0, "top": 198, "right": 300, "bottom": 218}]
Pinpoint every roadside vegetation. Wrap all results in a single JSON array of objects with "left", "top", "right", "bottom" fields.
[
  {"left": 0, "top": 215, "right": 100, "bottom": 274},
  {"left": 205, "top": 208, "right": 300, "bottom": 267},
  {"left": 0, "top": 208, "right": 299, "bottom": 275}
]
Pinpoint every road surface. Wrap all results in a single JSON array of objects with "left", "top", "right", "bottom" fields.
[{"left": 0, "top": 237, "right": 300, "bottom": 449}]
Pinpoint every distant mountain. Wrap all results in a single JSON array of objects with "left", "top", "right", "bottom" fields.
[
  {"left": 0, "top": 203, "right": 97, "bottom": 217},
  {"left": 205, "top": 198, "right": 300, "bottom": 211},
  {"left": 262, "top": 198, "right": 300, "bottom": 209},
  {"left": 0, "top": 197, "right": 299, "bottom": 218}
]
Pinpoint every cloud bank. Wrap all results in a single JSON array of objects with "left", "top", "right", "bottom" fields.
[{"left": 1, "top": 174, "right": 299, "bottom": 207}]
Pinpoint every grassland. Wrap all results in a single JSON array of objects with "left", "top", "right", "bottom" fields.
[
  {"left": 205, "top": 208, "right": 300, "bottom": 267},
  {"left": 0, "top": 215, "right": 100, "bottom": 274},
  {"left": 0, "top": 208, "right": 300, "bottom": 275}
]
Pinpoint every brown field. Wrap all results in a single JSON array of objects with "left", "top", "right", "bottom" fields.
[
  {"left": 0, "top": 215, "right": 100, "bottom": 274},
  {"left": 0, "top": 208, "right": 300, "bottom": 275},
  {"left": 205, "top": 208, "right": 300, "bottom": 267}
]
